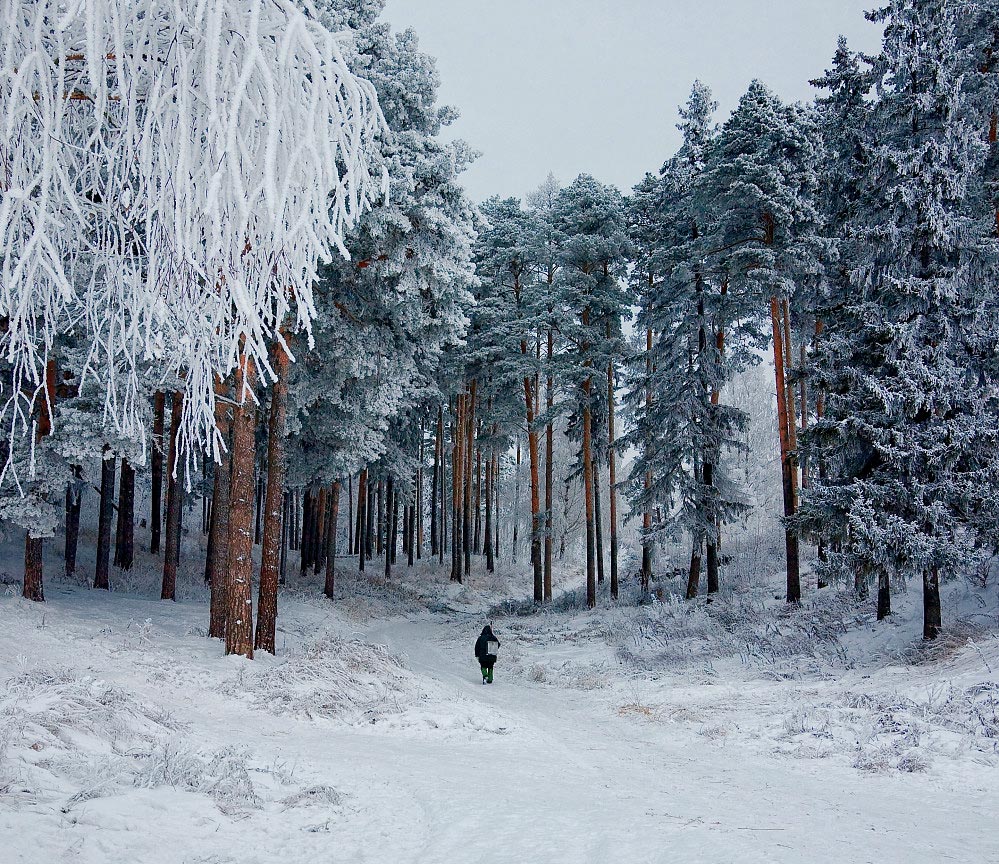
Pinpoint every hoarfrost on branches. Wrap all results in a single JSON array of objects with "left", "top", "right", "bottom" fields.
[{"left": 0, "top": 0, "right": 387, "bottom": 476}]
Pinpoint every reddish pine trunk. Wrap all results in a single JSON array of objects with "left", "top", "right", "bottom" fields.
[
  {"left": 207, "top": 389, "right": 232, "bottom": 640},
  {"left": 524, "top": 369, "right": 543, "bottom": 602},
  {"left": 451, "top": 397, "right": 464, "bottom": 583},
  {"left": 431, "top": 409, "right": 441, "bottom": 555},
  {"left": 323, "top": 482, "right": 340, "bottom": 599},
  {"left": 161, "top": 391, "right": 184, "bottom": 601},
  {"left": 582, "top": 372, "right": 596, "bottom": 608},
  {"left": 225, "top": 356, "right": 257, "bottom": 659},
  {"left": 114, "top": 459, "right": 135, "bottom": 571},
  {"left": 923, "top": 567, "right": 941, "bottom": 640},
  {"left": 150, "top": 392, "right": 165, "bottom": 554},
  {"left": 384, "top": 475, "right": 394, "bottom": 578},
  {"left": 94, "top": 453, "right": 116, "bottom": 590},
  {"left": 254, "top": 341, "right": 290, "bottom": 654},
  {"left": 771, "top": 296, "right": 801, "bottom": 603},
  {"left": 408, "top": 487, "right": 416, "bottom": 567}
]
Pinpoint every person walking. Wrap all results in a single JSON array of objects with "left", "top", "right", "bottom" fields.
[{"left": 474, "top": 624, "right": 500, "bottom": 684}]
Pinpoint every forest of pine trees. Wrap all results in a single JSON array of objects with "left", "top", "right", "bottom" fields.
[{"left": 2, "top": 0, "right": 998, "bottom": 659}]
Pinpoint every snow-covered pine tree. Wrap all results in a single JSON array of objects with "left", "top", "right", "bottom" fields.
[
  {"left": 694, "top": 81, "right": 823, "bottom": 603},
  {"left": 555, "top": 175, "right": 630, "bottom": 608},
  {"left": 801, "top": 1, "right": 997, "bottom": 637}
]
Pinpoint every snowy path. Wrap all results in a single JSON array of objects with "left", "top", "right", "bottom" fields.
[
  {"left": 1, "top": 588, "right": 996, "bottom": 864},
  {"left": 361, "top": 616, "right": 997, "bottom": 864}
]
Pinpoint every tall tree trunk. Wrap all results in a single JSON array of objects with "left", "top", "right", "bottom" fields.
[
  {"left": 64, "top": 468, "right": 82, "bottom": 579},
  {"left": 384, "top": 475, "right": 395, "bottom": 577},
  {"left": 877, "top": 567, "right": 891, "bottom": 621},
  {"left": 593, "top": 453, "right": 605, "bottom": 585},
  {"left": 23, "top": 358, "right": 56, "bottom": 602},
  {"left": 150, "top": 391, "right": 165, "bottom": 555},
  {"left": 376, "top": 479, "right": 384, "bottom": 558},
  {"left": 347, "top": 474, "right": 354, "bottom": 557},
  {"left": 279, "top": 491, "right": 290, "bottom": 586},
  {"left": 513, "top": 439, "right": 521, "bottom": 561},
  {"left": 301, "top": 490, "right": 313, "bottom": 575},
  {"left": 114, "top": 459, "right": 135, "bottom": 571},
  {"left": 451, "top": 396, "right": 464, "bottom": 583},
  {"left": 544, "top": 328, "right": 555, "bottom": 602},
  {"left": 207, "top": 389, "right": 232, "bottom": 639},
  {"left": 432, "top": 408, "right": 441, "bottom": 556},
  {"left": 686, "top": 535, "right": 702, "bottom": 600},
  {"left": 582, "top": 309, "right": 596, "bottom": 609},
  {"left": 641, "top": 326, "right": 653, "bottom": 594},
  {"left": 770, "top": 296, "right": 801, "bottom": 603},
  {"left": 922, "top": 566, "right": 941, "bottom": 640},
  {"left": 161, "top": 391, "right": 184, "bottom": 601},
  {"left": 524, "top": 370, "right": 543, "bottom": 602},
  {"left": 94, "top": 452, "right": 116, "bottom": 590},
  {"left": 254, "top": 474, "right": 264, "bottom": 545},
  {"left": 474, "top": 444, "right": 482, "bottom": 555},
  {"left": 225, "top": 355, "right": 257, "bottom": 659},
  {"left": 417, "top": 423, "right": 424, "bottom": 561},
  {"left": 408, "top": 485, "right": 416, "bottom": 567},
  {"left": 314, "top": 486, "right": 328, "bottom": 576},
  {"left": 254, "top": 341, "right": 290, "bottom": 655},
  {"left": 364, "top": 471, "right": 375, "bottom": 560},
  {"left": 323, "top": 481, "right": 340, "bottom": 599},
  {"left": 484, "top": 449, "right": 494, "bottom": 572},
  {"left": 357, "top": 469, "right": 368, "bottom": 572},
  {"left": 464, "top": 383, "right": 476, "bottom": 579},
  {"left": 607, "top": 339, "right": 619, "bottom": 601}
]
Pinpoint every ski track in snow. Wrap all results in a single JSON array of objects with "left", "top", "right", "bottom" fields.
[{"left": 0, "top": 579, "right": 996, "bottom": 864}]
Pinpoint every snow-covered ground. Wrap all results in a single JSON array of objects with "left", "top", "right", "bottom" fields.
[{"left": 1, "top": 552, "right": 997, "bottom": 864}]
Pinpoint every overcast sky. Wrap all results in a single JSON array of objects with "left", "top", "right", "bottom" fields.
[{"left": 381, "top": 0, "right": 883, "bottom": 202}]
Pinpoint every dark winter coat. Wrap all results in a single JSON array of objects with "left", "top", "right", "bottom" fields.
[{"left": 474, "top": 626, "right": 500, "bottom": 669}]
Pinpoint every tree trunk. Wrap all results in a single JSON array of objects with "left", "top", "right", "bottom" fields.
[
  {"left": 384, "top": 475, "right": 394, "bottom": 578},
  {"left": 150, "top": 391, "right": 165, "bottom": 554},
  {"left": 432, "top": 408, "right": 441, "bottom": 556},
  {"left": 877, "top": 567, "right": 891, "bottom": 621},
  {"left": 254, "top": 474, "right": 264, "bottom": 545},
  {"left": 607, "top": 347, "right": 619, "bottom": 601},
  {"left": 347, "top": 474, "right": 354, "bottom": 556},
  {"left": 114, "top": 459, "right": 135, "bottom": 571},
  {"left": 484, "top": 449, "right": 495, "bottom": 572},
  {"left": 24, "top": 535, "right": 44, "bottom": 602},
  {"left": 314, "top": 486, "right": 328, "bottom": 576},
  {"left": 922, "top": 566, "right": 941, "bottom": 640},
  {"left": 771, "top": 296, "right": 801, "bottom": 603},
  {"left": 323, "top": 481, "right": 340, "bottom": 599},
  {"left": 207, "top": 393, "right": 232, "bottom": 639},
  {"left": 24, "top": 358, "right": 56, "bottom": 602},
  {"left": 686, "top": 536, "right": 702, "bottom": 600},
  {"left": 94, "top": 453, "right": 116, "bottom": 590},
  {"left": 582, "top": 351, "right": 596, "bottom": 610},
  {"left": 64, "top": 468, "right": 82, "bottom": 579},
  {"left": 451, "top": 396, "right": 464, "bottom": 583},
  {"left": 357, "top": 469, "right": 368, "bottom": 572},
  {"left": 279, "top": 491, "right": 290, "bottom": 586},
  {"left": 161, "top": 391, "right": 184, "bottom": 601},
  {"left": 640, "top": 326, "right": 654, "bottom": 593},
  {"left": 225, "top": 356, "right": 256, "bottom": 659},
  {"left": 593, "top": 453, "right": 605, "bottom": 586},
  {"left": 300, "top": 490, "right": 313, "bottom": 575},
  {"left": 544, "top": 328, "right": 555, "bottom": 602},
  {"left": 365, "top": 472, "right": 375, "bottom": 560},
  {"left": 254, "top": 340, "right": 290, "bottom": 655},
  {"left": 513, "top": 438, "right": 521, "bottom": 562},
  {"left": 474, "top": 445, "right": 482, "bottom": 555},
  {"left": 524, "top": 371, "right": 543, "bottom": 602},
  {"left": 464, "top": 382, "right": 476, "bottom": 580},
  {"left": 408, "top": 486, "right": 416, "bottom": 567}
]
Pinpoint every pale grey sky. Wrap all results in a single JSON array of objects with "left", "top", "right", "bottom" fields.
[{"left": 381, "top": 0, "right": 883, "bottom": 202}]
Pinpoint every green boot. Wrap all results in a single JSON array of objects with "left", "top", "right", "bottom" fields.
[
  {"left": 486, "top": 667, "right": 494, "bottom": 684},
  {"left": 481, "top": 667, "right": 488, "bottom": 684}
]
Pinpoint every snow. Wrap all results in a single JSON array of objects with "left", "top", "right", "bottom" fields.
[{"left": 0, "top": 557, "right": 996, "bottom": 864}]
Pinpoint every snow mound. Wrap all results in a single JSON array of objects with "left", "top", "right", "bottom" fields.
[{"left": 0, "top": 664, "right": 335, "bottom": 816}]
